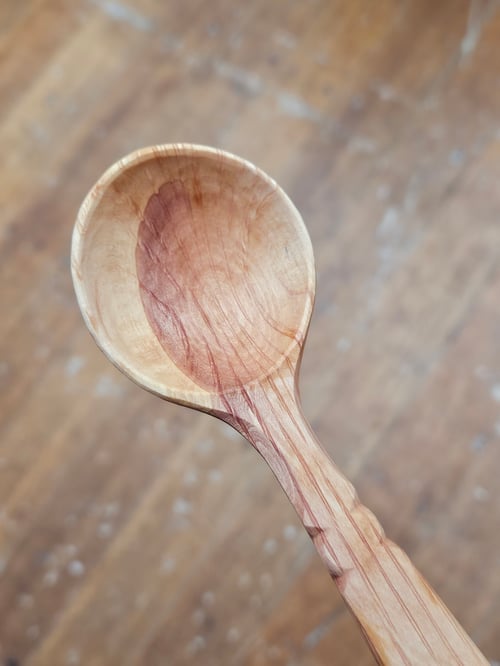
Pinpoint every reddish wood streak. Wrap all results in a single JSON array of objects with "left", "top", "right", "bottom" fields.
[
  {"left": 250, "top": 378, "right": 412, "bottom": 664},
  {"left": 136, "top": 174, "right": 309, "bottom": 391}
]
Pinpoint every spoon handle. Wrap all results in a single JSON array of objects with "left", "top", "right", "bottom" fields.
[{"left": 229, "top": 378, "right": 488, "bottom": 665}]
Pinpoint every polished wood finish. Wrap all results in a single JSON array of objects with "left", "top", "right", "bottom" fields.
[
  {"left": 1, "top": 1, "right": 500, "bottom": 664},
  {"left": 72, "top": 145, "right": 487, "bottom": 664}
]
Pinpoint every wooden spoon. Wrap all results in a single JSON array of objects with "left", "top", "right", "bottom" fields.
[{"left": 72, "top": 144, "right": 487, "bottom": 665}]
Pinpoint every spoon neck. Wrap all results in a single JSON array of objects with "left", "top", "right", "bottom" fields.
[
  {"left": 216, "top": 370, "right": 304, "bottom": 448},
  {"left": 214, "top": 370, "right": 339, "bottom": 521}
]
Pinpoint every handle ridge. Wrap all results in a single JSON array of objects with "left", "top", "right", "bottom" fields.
[{"left": 222, "top": 376, "right": 488, "bottom": 665}]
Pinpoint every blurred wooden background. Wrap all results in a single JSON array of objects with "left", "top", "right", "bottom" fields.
[{"left": 1, "top": 1, "right": 500, "bottom": 664}]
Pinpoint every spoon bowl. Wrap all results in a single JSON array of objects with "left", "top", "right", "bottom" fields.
[{"left": 72, "top": 145, "right": 314, "bottom": 407}]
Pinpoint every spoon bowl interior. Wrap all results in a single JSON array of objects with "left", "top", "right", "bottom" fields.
[{"left": 72, "top": 145, "right": 315, "bottom": 407}]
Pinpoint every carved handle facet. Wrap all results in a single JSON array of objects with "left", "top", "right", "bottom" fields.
[{"left": 226, "top": 376, "right": 488, "bottom": 665}]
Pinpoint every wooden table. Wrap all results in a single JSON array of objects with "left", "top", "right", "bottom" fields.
[{"left": 1, "top": 1, "right": 499, "bottom": 664}]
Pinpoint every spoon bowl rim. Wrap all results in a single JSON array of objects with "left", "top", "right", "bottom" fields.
[{"left": 72, "top": 143, "right": 316, "bottom": 407}]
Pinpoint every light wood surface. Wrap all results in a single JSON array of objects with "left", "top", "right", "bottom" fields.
[
  {"left": 1, "top": 1, "right": 500, "bottom": 665},
  {"left": 72, "top": 144, "right": 487, "bottom": 664}
]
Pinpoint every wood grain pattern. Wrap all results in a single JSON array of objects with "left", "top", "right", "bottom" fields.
[
  {"left": 72, "top": 144, "right": 487, "bottom": 664},
  {"left": 134, "top": 151, "right": 311, "bottom": 392},
  {"left": 1, "top": 1, "right": 500, "bottom": 664},
  {"left": 231, "top": 377, "right": 485, "bottom": 665}
]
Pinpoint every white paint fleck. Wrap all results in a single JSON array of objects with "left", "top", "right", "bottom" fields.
[
  {"left": 138, "top": 425, "right": 151, "bottom": 440},
  {"left": 348, "top": 135, "right": 378, "bottom": 154},
  {"left": 226, "top": 626, "right": 241, "bottom": 643},
  {"left": 65, "top": 356, "right": 85, "bottom": 378},
  {"left": 161, "top": 33, "right": 183, "bottom": 52},
  {"left": 42, "top": 552, "right": 57, "bottom": 568},
  {"left": 66, "top": 648, "right": 81, "bottom": 665},
  {"left": 65, "top": 513, "right": 78, "bottom": 527},
  {"left": 49, "top": 63, "right": 64, "bottom": 80},
  {"left": 186, "top": 635, "right": 206, "bottom": 655},
  {"left": 273, "top": 30, "right": 297, "bottom": 50},
  {"left": 376, "top": 83, "right": 397, "bottom": 101},
  {"left": 206, "top": 22, "right": 219, "bottom": 37},
  {"left": 35, "top": 345, "right": 50, "bottom": 359},
  {"left": 160, "top": 556, "right": 176, "bottom": 574},
  {"left": 154, "top": 418, "right": 168, "bottom": 437},
  {"left": 0, "top": 510, "right": 17, "bottom": 532},
  {"left": 30, "top": 122, "right": 49, "bottom": 144},
  {"left": 104, "top": 501, "right": 120, "bottom": 517},
  {"left": 18, "top": 593, "right": 34, "bottom": 609},
  {"left": 65, "top": 100, "right": 78, "bottom": 117},
  {"left": 43, "top": 570, "right": 59, "bottom": 587},
  {"left": 185, "top": 53, "right": 202, "bottom": 68},
  {"left": 491, "top": 384, "right": 500, "bottom": 402},
  {"left": 95, "top": 449, "right": 112, "bottom": 465},
  {"left": 409, "top": 478, "right": 424, "bottom": 493},
  {"left": 277, "top": 92, "right": 321, "bottom": 122},
  {"left": 473, "top": 486, "right": 489, "bottom": 502},
  {"left": 448, "top": 148, "right": 466, "bottom": 167},
  {"left": 377, "top": 207, "right": 400, "bottom": 238},
  {"left": 172, "top": 498, "right": 192, "bottom": 515},
  {"left": 107, "top": 602, "right": 124, "bottom": 618},
  {"left": 98, "top": 522, "right": 113, "bottom": 538},
  {"left": 263, "top": 538, "right": 278, "bottom": 555},
  {"left": 474, "top": 365, "right": 489, "bottom": 380},
  {"left": 283, "top": 524, "right": 298, "bottom": 541},
  {"left": 208, "top": 468, "right": 222, "bottom": 483},
  {"left": 228, "top": 32, "right": 243, "bottom": 49},
  {"left": 64, "top": 544, "right": 78, "bottom": 558},
  {"left": 44, "top": 173, "right": 59, "bottom": 189},
  {"left": 94, "top": 374, "right": 124, "bottom": 398},
  {"left": 170, "top": 516, "right": 190, "bottom": 532},
  {"left": 313, "top": 49, "right": 328, "bottom": 65},
  {"left": 460, "top": 0, "right": 485, "bottom": 57},
  {"left": 192, "top": 608, "right": 206, "bottom": 626},
  {"left": 91, "top": 0, "right": 153, "bottom": 31},
  {"left": 135, "top": 592, "right": 150, "bottom": 609},
  {"left": 376, "top": 184, "right": 391, "bottom": 201},
  {"left": 214, "top": 60, "right": 262, "bottom": 95},
  {"left": 377, "top": 244, "right": 394, "bottom": 266},
  {"left": 303, "top": 621, "right": 330, "bottom": 649},
  {"left": 238, "top": 571, "right": 252, "bottom": 589},
  {"left": 183, "top": 468, "right": 199, "bottom": 486},
  {"left": 26, "top": 624, "right": 40, "bottom": 640},
  {"left": 336, "top": 337, "right": 351, "bottom": 352},
  {"left": 429, "top": 124, "right": 445, "bottom": 139},
  {"left": 349, "top": 94, "right": 365, "bottom": 111},
  {"left": 470, "top": 434, "right": 487, "bottom": 452},
  {"left": 67, "top": 560, "right": 85, "bottom": 577},
  {"left": 202, "top": 590, "right": 215, "bottom": 607},
  {"left": 259, "top": 572, "right": 273, "bottom": 590},
  {"left": 196, "top": 438, "right": 214, "bottom": 455}
]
